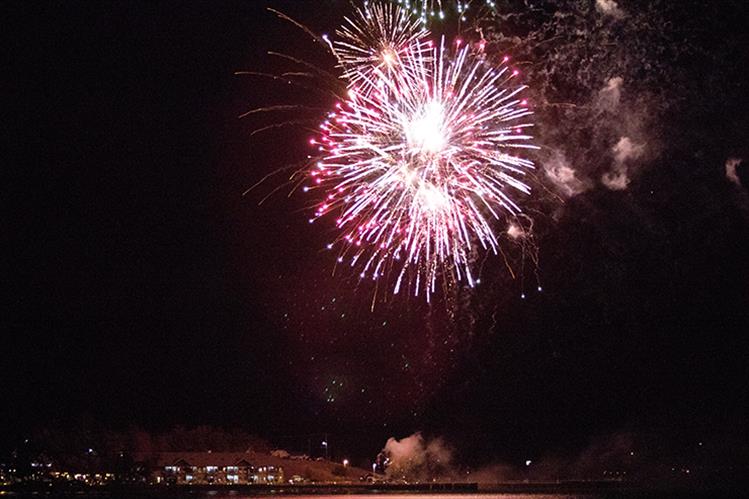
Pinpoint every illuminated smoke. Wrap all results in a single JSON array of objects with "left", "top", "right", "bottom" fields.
[
  {"left": 602, "top": 136, "right": 646, "bottom": 191},
  {"left": 612, "top": 136, "right": 645, "bottom": 164},
  {"left": 543, "top": 151, "right": 589, "bottom": 197},
  {"left": 595, "top": 0, "right": 625, "bottom": 19},
  {"left": 382, "top": 432, "right": 454, "bottom": 479},
  {"left": 726, "top": 157, "right": 744, "bottom": 187},
  {"left": 596, "top": 76, "right": 624, "bottom": 112}
]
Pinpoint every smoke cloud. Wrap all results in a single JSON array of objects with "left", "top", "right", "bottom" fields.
[
  {"left": 596, "top": 0, "right": 626, "bottom": 19},
  {"left": 543, "top": 151, "right": 589, "bottom": 197},
  {"left": 544, "top": 74, "right": 652, "bottom": 196},
  {"left": 612, "top": 136, "right": 645, "bottom": 164},
  {"left": 601, "top": 169, "right": 630, "bottom": 191},
  {"left": 382, "top": 432, "right": 454, "bottom": 480},
  {"left": 487, "top": 3, "right": 692, "bottom": 200},
  {"left": 726, "top": 157, "right": 744, "bottom": 187},
  {"left": 379, "top": 430, "right": 747, "bottom": 486},
  {"left": 596, "top": 76, "right": 624, "bottom": 112},
  {"left": 602, "top": 136, "right": 646, "bottom": 191}
]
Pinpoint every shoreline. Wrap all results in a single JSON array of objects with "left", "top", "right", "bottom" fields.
[{"left": 2, "top": 480, "right": 744, "bottom": 496}]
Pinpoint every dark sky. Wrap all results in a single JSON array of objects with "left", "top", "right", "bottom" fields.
[{"left": 5, "top": 1, "right": 749, "bottom": 465}]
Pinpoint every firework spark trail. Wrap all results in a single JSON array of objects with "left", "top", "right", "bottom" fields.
[
  {"left": 303, "top": 3, "right": 538, "bottom": 300},
  {"left": 387, "top": 0, "right": 496, "bottom": 24}
]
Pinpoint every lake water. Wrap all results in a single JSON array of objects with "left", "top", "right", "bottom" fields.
[{"left": 3, "top": 493, "right": 745, "bottom": 499}]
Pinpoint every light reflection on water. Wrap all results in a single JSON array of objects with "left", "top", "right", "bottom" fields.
[{"left": 201, "top": 495, "right": 595, "bottom": 499}]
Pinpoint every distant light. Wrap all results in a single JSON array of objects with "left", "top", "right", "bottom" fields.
[{"left": 525, "top": 460, "right": 532, "bottom": 466}]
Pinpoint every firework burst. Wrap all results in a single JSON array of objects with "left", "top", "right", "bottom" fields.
[
  {"left": 333, "top": 2, "right": 428, "bottom": 89},
  {"left": 304, "top": 3, "right": 537, "bottom": 300}
]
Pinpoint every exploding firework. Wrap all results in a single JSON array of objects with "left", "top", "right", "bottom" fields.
[
  {"left": 332, "top": 2, "right": 429, "bottom": 89},
  {"left": 305, "top": 3, "right": 537, "bottom": 300}
]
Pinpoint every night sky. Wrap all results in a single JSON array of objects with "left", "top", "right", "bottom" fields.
[{"left": 5, "top": 0, "right": 749, "bottom": 466}]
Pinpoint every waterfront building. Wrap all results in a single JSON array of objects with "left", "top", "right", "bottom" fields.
[{"left": 148, "top": 452, "right": 283, "bottom": 485}]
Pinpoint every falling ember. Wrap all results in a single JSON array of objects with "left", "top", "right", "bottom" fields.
[{"left": 306, "top": 2, "right": 538, "bottom": 300}]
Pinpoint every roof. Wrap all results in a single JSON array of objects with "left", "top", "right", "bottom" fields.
[{"left": 145, "top": 452, "right": 261, "bottom": 467}]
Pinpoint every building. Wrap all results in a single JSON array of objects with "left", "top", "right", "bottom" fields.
[{"left": 147, "top": 452, "right": 283, "bottom": 485}]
